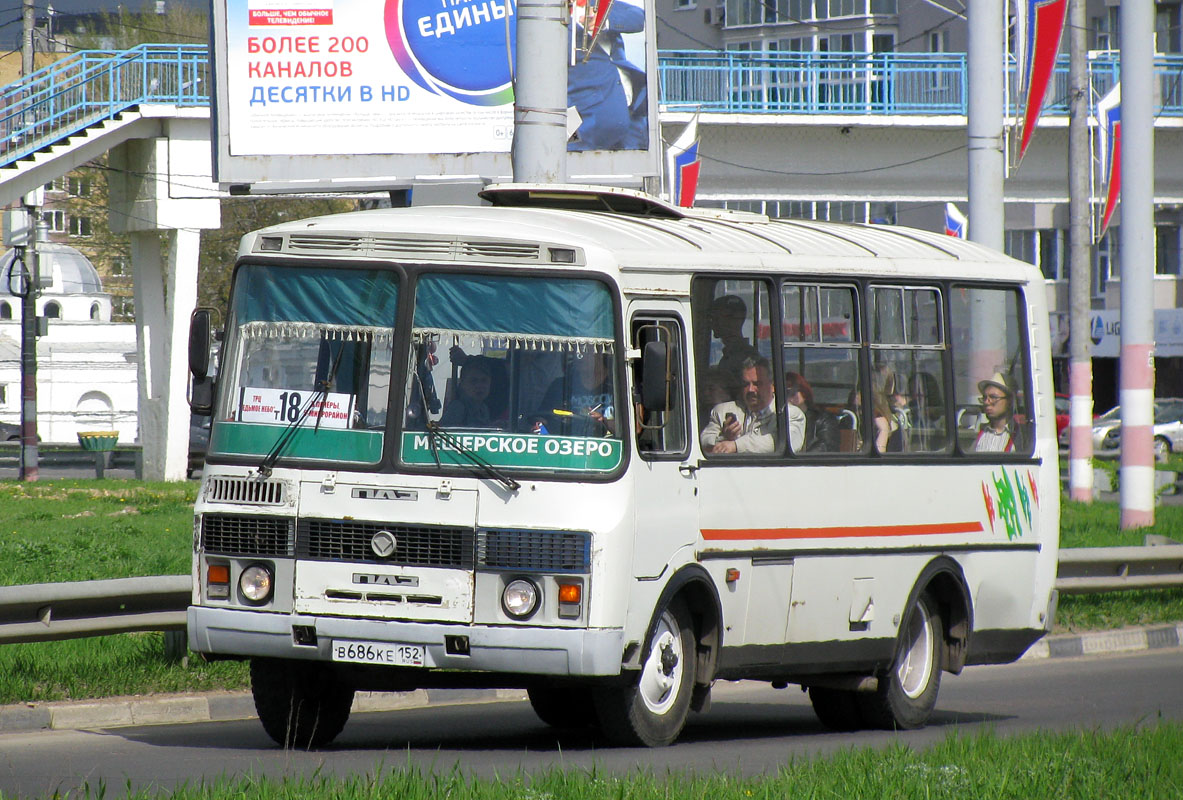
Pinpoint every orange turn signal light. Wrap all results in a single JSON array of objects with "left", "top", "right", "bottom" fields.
[
  {"left": 558, "top": 583, "right": 581, "bottom": 604},
  {"left": 207, "top": 564, "right": 230, "bottom": 585}
]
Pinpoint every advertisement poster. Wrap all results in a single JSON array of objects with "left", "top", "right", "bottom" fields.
[{"left": 219, "top": 0, "right": 652, "bottom": 161}]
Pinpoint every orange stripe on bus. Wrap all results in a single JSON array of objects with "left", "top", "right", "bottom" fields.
[{"left": 700, "top": 521, "right": 985, "bottom": 541}]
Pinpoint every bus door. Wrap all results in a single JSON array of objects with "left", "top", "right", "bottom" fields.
[{"left": 629, "top": 311, "right": 697, "bottom": 579}]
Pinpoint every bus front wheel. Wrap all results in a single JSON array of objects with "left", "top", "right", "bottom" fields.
[
  {"left": 251, "top": 657, "right": 355, "bottom": 749},
  {"left": 594, "top": 599, "right": 697, "bottom": 747},
  {"left": 859, "top": 593, "right": 943, "bottom": 729},
  {"left": 527, "top": 685, "right": 599, "bottom": 729}
]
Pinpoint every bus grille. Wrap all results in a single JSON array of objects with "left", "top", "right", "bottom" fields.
[
  {"left": 202, "top": 514, "right": 295, "bottom": 557},
  {"left": 205, "top": 476, "right": 285, "bottom": 505},
  {"left": 478, "top": 529, "right": 591, "bottom": 572},
  {"left": 296, "top": 519, "right": 475, "bottom": 568}
]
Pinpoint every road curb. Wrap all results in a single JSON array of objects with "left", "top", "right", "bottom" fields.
[
  {"left": 0, "top": 687, "right": 526, "bottom": 735},
  {"left": 1019, "top": 622, "right": 1183, "bottom": 660},
  {"left": 3, "top": 624, "right": 1180, "bottom": 735}
]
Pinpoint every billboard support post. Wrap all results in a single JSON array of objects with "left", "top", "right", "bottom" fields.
[{"left": 511, "top": 0, "right": 568, "bottom": 183}]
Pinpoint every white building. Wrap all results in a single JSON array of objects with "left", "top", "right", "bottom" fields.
[{"left": 0, "top": 242, "right": 138, "bottom": 444}]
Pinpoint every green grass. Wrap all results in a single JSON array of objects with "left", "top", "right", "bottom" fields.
[
  {"left": 0, "top": 481, "right": 1181, "bottom": 705},
  {"left": 52, "top": 723, "right": 1183, "bottom": 800},
  {"left": 0, "top": 479, "right": 197, "bottom": 584}
]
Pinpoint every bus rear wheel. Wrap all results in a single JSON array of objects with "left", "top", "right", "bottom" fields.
[
  {"left": 594, "top": 599, "right": 697, "bottom": 747},
  {"left": 858, "top": 593, "right": 943, "bottom": 730},
  {"left": 251, "top": 658, "right": 355, "bottom": 749}
]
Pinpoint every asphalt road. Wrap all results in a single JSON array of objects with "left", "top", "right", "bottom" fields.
[{"left": 2, "top": 649, "right": 1181, "bottom": 797}]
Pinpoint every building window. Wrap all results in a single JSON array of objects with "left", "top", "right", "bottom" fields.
[
  {"left": 68, "top": 176, "right": 91, "bottom": 197},
  {"left": 46, "top": 210, "right": 66, "bottom": 232},
  {"left": 43, "top": 301, "right": 61, "bottom": 319},
  {"left": 1004, "top": 229, "right": 1036, "bottom": 266},
  {"left": 1038, "top": 228, "right": 1064, "bottom": 280},
  {"left": 0, "top": 302, "right": 10, "bottom": 319},
  {"left": 1156, "top": 225, "right": 1181, "bottom": 275},
  {"left": 90, "top": 302, "right": 102, "bottom": 320},
  {"left": 68, "top": 216, "right": 92, "bottom": 237}
]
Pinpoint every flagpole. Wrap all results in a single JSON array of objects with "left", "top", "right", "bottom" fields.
[
  {"left": 1066, "top": 0, "right": 1094, "bottom": 502},
  {"left": 1118, "top": 0, "right": 1156, "bottom": 529}
]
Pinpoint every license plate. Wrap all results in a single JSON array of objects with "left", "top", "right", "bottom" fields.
[{"left": 331, "top": 640, "right": 426, "bottom": 667}]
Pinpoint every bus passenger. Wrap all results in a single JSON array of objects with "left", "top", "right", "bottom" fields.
[
  {"left": 974, "top": 372, "right": 1028, "bottom": 452},
  {"left": 785, "top": 372, "right": 837, "bottom": 452},
  {"left": 709, "top": 294, "right": 761, "bottom": 387},
  {"left": 701, "top": 356, "right": 778, "bottom": 454},
  {"left": 439, "top": 357, "right": 497, "bottom": 428},
  {"left": 872, "top": 364, "right": 906, "bottom": 452}
]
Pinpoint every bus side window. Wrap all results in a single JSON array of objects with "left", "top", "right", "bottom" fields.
[
  {"left": 782, "top": 282, "right": 861, "bottom": 455},
  {"left": 949, "top": 286, "right": 1033, "bottom": 456},
  {"left": 631, "top": 316, "right": 688, "bottom": 455},
  {"left": 868, "top": 285, "right": 949, "bottom": 454}
]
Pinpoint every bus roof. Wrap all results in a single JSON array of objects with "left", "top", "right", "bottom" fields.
[{"left": 239, "top": 184, "right": 1038, "bottom": 283}]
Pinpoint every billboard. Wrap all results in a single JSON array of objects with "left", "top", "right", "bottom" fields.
[{"left": 211, "top": 0, "right": 659, "bottom": 190}]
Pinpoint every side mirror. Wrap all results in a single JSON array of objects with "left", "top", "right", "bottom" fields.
[
  {"left": 640, "top": 340, "right": 670, "bottom": 412},
  {"left": 189, "top": 308, "right": 212, "bottom": 379},
  {"left": 189, "top": 309, "right": 215, "bottom": 416}
]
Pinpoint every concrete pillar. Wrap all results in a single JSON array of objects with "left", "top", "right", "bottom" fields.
[
  {"left": 110, "top": 124, "right": 220, "bottom": 481},
  {"left": 131, "top": 229, "right": 199, "bottom": 480}
]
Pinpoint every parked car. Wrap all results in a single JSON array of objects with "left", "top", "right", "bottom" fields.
[
  {"left": 1054, "top": 393, "right": 1069, "bottom": 438},
  {"left": 1074, "top": 399, "right": 1183, "bottom": 460},
  {"left": 0, "top": 421, "right": 20, "bottom": 441},
  {"left": 188, "top": 415, "right": 210, "bottom": 478}
]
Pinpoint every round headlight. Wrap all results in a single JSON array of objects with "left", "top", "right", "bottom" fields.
[
  {"left": 502, "top": 578, "right": 540, "bottom": 619},
  {"left": 239, "top": 563, "right": 273, "bottom": 603}
]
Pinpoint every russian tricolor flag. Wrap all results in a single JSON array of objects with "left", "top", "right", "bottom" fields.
[
  {"left": 1014, "top": 0, "right": 1068, "bottom": 166},
  {"left": 944, "top": 202, "right": 968, "bottom": 238},
  {"left": 666, "top": 115, "right": 700, "bottom": 208},
  {"left": 1096, "top": 83, "right": 1121, "bottom": 239}
]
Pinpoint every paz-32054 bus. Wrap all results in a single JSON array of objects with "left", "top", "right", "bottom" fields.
[{"left": 186, "top": 184, "right": 1058, "bottom": 748}]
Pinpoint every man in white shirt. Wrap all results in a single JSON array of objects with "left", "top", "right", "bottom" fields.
[
  {"left": 701, "top": 357, "right": 802, "bottom": 454},
  {"left": 974, "top": 371, "right": 1027, "bottom": 453}
]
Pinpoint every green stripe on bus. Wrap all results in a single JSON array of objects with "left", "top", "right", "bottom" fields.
[
  {"left": 401, "top": 431, "right": 621, "bottom": 472},
  {"left": 211, "top": 421, "right": 383, "bottom": 463}
]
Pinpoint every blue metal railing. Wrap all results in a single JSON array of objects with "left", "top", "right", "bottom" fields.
[
  {"left": 0, "top": 43, "right": 209, "bottom": 168},
  {"left": 0, "top": 44, "right": 1179, "bottom": 172},
  {"left": 658, "top": 50, "right": 1183, "bottom": 117}
]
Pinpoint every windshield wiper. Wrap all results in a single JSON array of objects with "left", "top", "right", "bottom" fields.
[
  {"left": 424, "top": 421, "right": 521, "bottom": 492},
  {"left": 256, "top": 345, "right": 344, "bottom": 477}
]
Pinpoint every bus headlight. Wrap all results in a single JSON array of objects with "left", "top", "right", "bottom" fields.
[
  {"left": 502, "top": 578, "right": 540, "bottom": 619},
  {"left": 239, "top": 563, "right": 274, "bottom": 604}
]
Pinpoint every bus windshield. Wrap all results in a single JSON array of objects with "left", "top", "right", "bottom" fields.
[
  {"left": 401, "top": 273, "right": 623, "bottom": 475},
  {"left": 212, "top": 264, "right": 399, "bottom": 466}
]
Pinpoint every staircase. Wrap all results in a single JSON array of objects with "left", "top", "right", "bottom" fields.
[{"left": 0, "top": 44, "right": 210, "bottom": 203}]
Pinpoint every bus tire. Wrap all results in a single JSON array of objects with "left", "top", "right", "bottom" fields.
[
  {"left": 594, "top": 599, "right": 696, "bottom": 747},
  {"left": 808, "top": 686, "right": 864, "bottom": 731},
  {"left": 858, "top": 593, "right": 943, "bottom": 730},
  {"left": 251, "top": 658, "right": 355, "bottom": 749},
  {"left": 527, "top": 685, "right": 598, "bottom": 729}
]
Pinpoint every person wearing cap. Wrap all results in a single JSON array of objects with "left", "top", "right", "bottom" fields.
[
  {"left": 974, "top": 372, "right": 1027, "bottom": 452},
  {"left": 709, "top": 294, "right": 761, "bottom": 386},
  {"left": 439, "top": 357, "right": 495, "bottom": 428}
]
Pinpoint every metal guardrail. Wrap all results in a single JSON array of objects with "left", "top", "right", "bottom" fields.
[
  {"left": 0, "top": 575, "right": 188, "bottom": 645},
  {"left": 1056, "top": 545, "right": 1183, "bottom": 595},
  {"left": 1, "top": 547, "right": 1181, "bottom": 646}
]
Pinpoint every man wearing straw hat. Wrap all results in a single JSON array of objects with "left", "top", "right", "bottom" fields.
[{"left": 974, "top": 372, "right": 1028, "bottom": 453}]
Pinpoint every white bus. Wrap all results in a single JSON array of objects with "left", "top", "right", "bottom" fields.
[{"left": 187, "top": 184, "right": 1059, "bottom": 748}]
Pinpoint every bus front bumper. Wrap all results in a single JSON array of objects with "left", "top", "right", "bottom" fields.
[{"left": 188, "top": 606, "right": 625, "bottom": 677}]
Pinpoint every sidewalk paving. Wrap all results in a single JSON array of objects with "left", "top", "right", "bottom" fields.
[{"left": 3, "top": 622, "right": 1180, "bottom": 735}]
